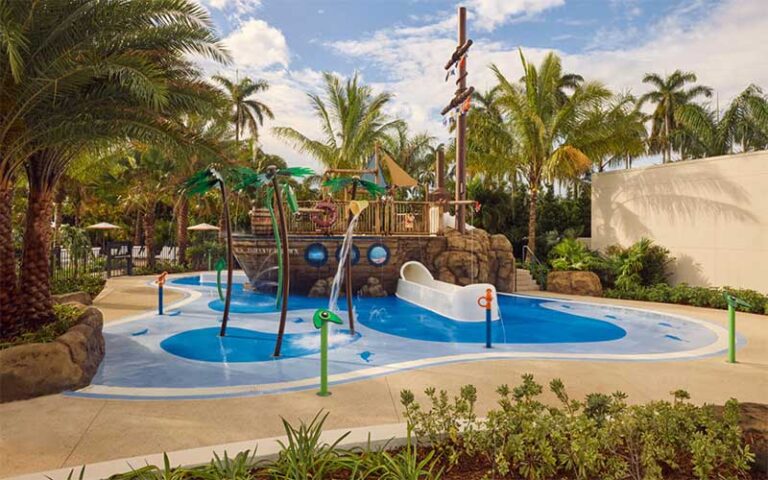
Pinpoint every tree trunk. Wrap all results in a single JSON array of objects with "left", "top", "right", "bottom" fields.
[
  {"left": 664, "top": 109, "right": 671, "bottom": 163},
  {"left": 144, "top": 207, "right": 156, "bottom": 270},
  {"left": 17, "top": 186, "right": 56, "bottom": 329},
  {"left": 0, "top": 181, "right": 19, "bottom": 337},
  {"left": 133, "top": 212, "right": 142, "bottom": 246},
  {"left": 177, "top": 197, "right": 189, "bottom": 266},
  {"left": 527, "top": 183, "right": 539, "bottom": 256},
  {"left": 218, "top": 181, "right": 234, "bottom": 337},
  {"left": 272, "top": 178, "right": 291, "bottom": 357}
]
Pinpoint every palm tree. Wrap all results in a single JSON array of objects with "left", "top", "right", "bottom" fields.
[
  {"left": 638, "top": 71, "right": 713, "bottom": 163},
  {"left": 381, "top": 124, "right": 434, "bottom": 178},
  {"left": 674, "top": 84, "right": 768, "bottom": 157},
  {"left": 213, "top": 75, "right": 274, "bottom": 143},
  {"left": 273, "top": 72, "right": 403, "bottom": 170},
  {"left": 491, "top": 51, "right": 610, "bottom": 255},
  {"left": 0, "top": 0, "right": 228, "bottom": 332},
  {"left": 466, "top": 87, "right": 519, "bottom": 189},
  {"left": 570, "top": 93, "right": 647, "bottom": 173}
]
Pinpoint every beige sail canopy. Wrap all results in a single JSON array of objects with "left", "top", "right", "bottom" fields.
[{"left": 380, "top": 152, "right": 417, "bottom": 187}]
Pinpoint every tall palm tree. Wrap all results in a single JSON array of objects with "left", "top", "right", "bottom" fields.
[
  {"left": 638, "top": 70, "right": 712, "bottom": 163},
  {"left": 491, "top": 51, "right": 610, "bottom": 255},
  {"left": 213, "top": 75, "right": 274, "bottom": 143},
  {"left": 570, "top": 93, "right": 647, "bottom": 173},
  {"left": 674, "top": 85, "right": 768, "bottom": 158},
  {"left": 380, "top": 124, "right": 434, "bottom": 178},
  {"left": 0, "top": 0, "right": 228, "bottom": 332},
  {"left": 273, "top": 72, "right": 403, "bottom": 170},
  {"left": 466, "top": 87, "right": 519, "bottom": 189}
]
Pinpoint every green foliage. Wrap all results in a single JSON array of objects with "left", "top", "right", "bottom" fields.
[
  {"left": 268, "top": 411, "right": 349, "bottom": 479},
  {"left": 549, "top": 238, "right": 596, "bottom": 271},
  {"left": 1, "top": 304, "right": 83, "bottom": 349},
  {"left": 51, "top": 276, "right": 106, "bottom": 298},
  {"left": 605, "top": 284, "right": 767, "bottom": 315},
  {"left": 133, "top": 262, "right": 192, "bottom": 276},
  {"left": 188, "top": 242, "right": 226, "bottom": 269},
  {"left": 604, "top": 238, "right": 674, "bottom": 289},
  {"left": 401, "top": 375, "right": 754, "bottom": 480}
]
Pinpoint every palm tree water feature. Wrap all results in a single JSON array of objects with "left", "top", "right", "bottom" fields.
[
  {"left": 183, "top": 167, "right": 235, "bottom": 337},
  {"left": 230, "top": 163, "right": 313, "bottom": 356}
]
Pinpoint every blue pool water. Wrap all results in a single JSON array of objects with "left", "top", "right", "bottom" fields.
[
  {"left": 169, "top": 276, "right": 626, "bottom": 350},
  {"left": 161, "top": 327, "right": 360, "bottom": 362},
  {"left": 70, "top": 275, "right": 726, "bottom": 398}
]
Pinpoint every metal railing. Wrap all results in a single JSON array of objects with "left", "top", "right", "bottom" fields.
[
  {"left": 254, "top": 200, "right": 439, "bottom": 236},
  {"left": 522, "top": 245, "right": 547, "bottom": 290}
]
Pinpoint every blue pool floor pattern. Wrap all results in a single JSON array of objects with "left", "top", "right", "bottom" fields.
[{"left": 79, "top": 275, "right": 727, "bottom": 393}]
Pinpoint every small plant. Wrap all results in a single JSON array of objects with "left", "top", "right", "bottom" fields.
[
  {"left": 1, "top": 304, "right": 84, "bottom": 349},
  {"left": 549, "top": 238, "right": 597, "bottom": 271},
  {"left": 268, "top": 411, "right": 349, "bottom": 479},
  {"left": 373, "top": 428, "right": 443, "bottom": 480}
]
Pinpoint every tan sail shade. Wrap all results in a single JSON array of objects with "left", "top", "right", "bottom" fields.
[{"left": 381, "top": 152, "right": 417, "bottom": 187}]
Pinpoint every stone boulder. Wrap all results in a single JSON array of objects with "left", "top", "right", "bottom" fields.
[
  {"left": 546, "top": 271, "right": 603, "bottom": 297},
  {"left": 359, "top": 277, "right": 388, "bottom": 297},
  {"left": 52, "top": 291, "right": 93, "bottom": 306},
  {"left": 0, "top": 306, "right": 105, "bottom": 403},
  {"left": 308, "top": 277, "right": 334, "bottom": 298},
  {"left": 431, "top": 227, "right": 516, "bottom": 293}
]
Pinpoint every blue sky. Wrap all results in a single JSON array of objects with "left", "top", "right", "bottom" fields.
[{"left": 195, "top": 0, "right": 768, "bottom": 168}]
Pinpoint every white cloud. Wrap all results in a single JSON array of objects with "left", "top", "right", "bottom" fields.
[
  {"left": 223, "top": 19, "right": 289, "bottom": 69},
  {"left": 325, "top": 0, "right": 768, "bottom": 152},
  {"left": 468, "top": 0, "right": 565, "bottom": 30},
  {"left": 201, "top": 0, "right": 261, "bottom": 15}
]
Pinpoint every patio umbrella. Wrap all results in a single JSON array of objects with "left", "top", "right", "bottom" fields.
[
  {"left": 85, "top": 222, "right": 122, "bottom": 250},
  {"left": 187, "top": 223, "right": 220, "bottom": 269}
]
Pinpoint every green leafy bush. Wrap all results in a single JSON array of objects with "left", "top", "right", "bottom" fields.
[
  {"left": 51, "top": 275, "right": 106, "bottom": 298},
  {"left": 604, "top": 238, "right": 674, "bottom": 289},
  {"left": 605, "top": 284, "right": 767, "bottom": 315},
  {"left": 548, "top": 238, "right": 597, "bottom": 271},
  {"left": 133, "top": 261, "right": 192, "bottom": 276},
  {"left": 402, "top": 375, "right": 755, "bottom": 480},
  {"left": 0, "top": 304, "right": 83, "bottom": 350}
]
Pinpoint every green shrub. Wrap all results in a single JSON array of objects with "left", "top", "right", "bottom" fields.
[
  {"left": 604, "top": 238, "right": 674, "bottom": 289},
  {"left": 0, "top": 304, "right": 83, "bottom": 350},
  {"left": 401, "top": 375, "right": 755, "bottom": 480},
  {"left": 606, "top": 284, "right": 767, "bottom": 315},
  {"left": 51, "top": 275, "right": 106, "bottom": 298},
  {"left": 548, "top": 238, "right": 597, "bottom": 271},
  {"left": 133, "top": 261, "right": 191, "bottom": 276}
]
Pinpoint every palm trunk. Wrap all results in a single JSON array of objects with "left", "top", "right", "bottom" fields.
[
  {"left": 177, "top": 197, "right": 189, "bottom": 266},
  {"left": 218, "top": 181, "right": 234, "bottom": 337},
  {"left": 527, "top": 183, "right": 539, "bottom": 256},
  {"left": 133, "top": 212, "right": 142, "bottom": 246},
  {"left": 0, "top": 181, "right": 18, "bottom": 337},
  {"left": 664, "top": 110, "right": 671, "bottom": 163},
  {"left": 17, "top": 186, "right": 56, "bottom": 329},
  {"left": 345, "top": 182, "right": 358, "bottom": 334},
  {"left": 271, "top": 174, "right": 291, "bottom": 357},
  {"left": 144, "top": 207, "right": 156, "bottom": 270}
]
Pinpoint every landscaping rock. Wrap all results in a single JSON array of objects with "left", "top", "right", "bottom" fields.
[
  {"left": 547, "top": 271, "right": 603, "bottom": 296},
  {"left": 52, "top": 291, "right": 92, "bottom": 306},
  {"left": 0, "top": 306, "right": 105, "bottom": 403},
  {"left": 359, "top": 277, "right": 388, "bottom": 297},
  {"left": 431, "top": 227, "right": 516, "bottom": 292}
]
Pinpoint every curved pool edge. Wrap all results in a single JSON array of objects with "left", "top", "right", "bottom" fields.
[{"left": 73, "top": 277, "right": 735, "bottom": 401}]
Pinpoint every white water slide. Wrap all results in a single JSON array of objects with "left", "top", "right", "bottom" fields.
[{"left": 395, "top": 261, "right": 499, "bottom": 322}]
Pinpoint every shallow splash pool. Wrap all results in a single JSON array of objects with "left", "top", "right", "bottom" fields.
[{"left": 71, "top": 274, "right": 731, "bottom": 400}]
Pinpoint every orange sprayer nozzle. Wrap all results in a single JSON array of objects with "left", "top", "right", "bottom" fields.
[
  {"left": 477, "top": 288, "right": 493, "bottom": 310},
  {"left": 157, "top": 271, "right": 168, "bottom": 287}
]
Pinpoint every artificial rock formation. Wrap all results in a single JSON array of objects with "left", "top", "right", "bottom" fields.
[
  {"left": 0, "top": 305, "right": 105, "bottom": 402},
  {"left": 359, "top": 277, "right": 388, "bottom": 297},
  {"left": 432, "top": 228, "right": 516, "bottom": 293},
  {"left": 546, "top": 271, "right": 603, "bottom": 297}
]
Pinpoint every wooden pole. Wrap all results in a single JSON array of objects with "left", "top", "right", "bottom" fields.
[
  {"left": 345, "top": 181, "right": 358, "bottom": 334},
  {"left": 455, "top": 6, "right": 467, "bottom": 234},
  {"left": 270, "top": 166, "right": 291, "bottom": 357}
]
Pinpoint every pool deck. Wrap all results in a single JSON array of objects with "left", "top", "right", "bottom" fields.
[{"left": 1, "top": 274, "right": 766, "bottom": 478}]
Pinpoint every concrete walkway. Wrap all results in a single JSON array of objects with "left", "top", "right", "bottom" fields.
[{"left": 1, "top": 278, "right": 766, "bottom": 477}]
